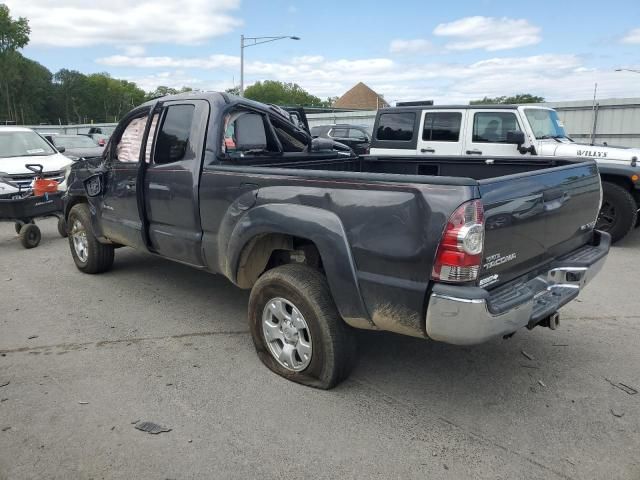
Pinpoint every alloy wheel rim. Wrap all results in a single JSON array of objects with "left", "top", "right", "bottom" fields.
[
  {"left": 262, "top": 297, "right": 313, "bottom": 371},
  {"left": 70, "top": 219, "right": 89, "bottom": 262}
]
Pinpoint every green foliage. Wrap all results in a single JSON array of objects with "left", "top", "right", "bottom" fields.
[
  {"left": 244, "top": 80, "right": 323, "bottom": 106},
  {"left": 145, "top": 85, "right": 193, "bottom": 101},
  {"left": 470, "top": 94, "right": 545, "bottom": 105},
  {"left": 0, "top": 4, "right": 30, "bottom": 53}
]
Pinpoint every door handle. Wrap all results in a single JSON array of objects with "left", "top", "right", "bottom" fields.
[
  {"left": 466, "top": 149, "right": 483, "bottom": 155},
  {"left": 420, "top": 148, "right": 435, "bottom": 153}
]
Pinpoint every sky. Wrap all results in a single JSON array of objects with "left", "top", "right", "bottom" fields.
[{"left": 6, "top": 0, "right": 640, "bottom": 104}]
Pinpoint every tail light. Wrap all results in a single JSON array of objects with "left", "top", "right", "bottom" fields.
[{"left": 432, "top": 199, "right": 485, "bottom": 283}]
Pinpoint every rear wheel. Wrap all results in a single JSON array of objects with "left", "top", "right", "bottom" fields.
[
  {"left": 19, "top": 223, "right": 41, "bottom": 249},
  {"left": 68, "top": 204, "right": 114, "bottom": 273},
  {"left": 248, "top": 264, "right": 357, "bottom": 389},
  {"left": 14, "top": 219, "right": 33, "bottom": 235},
  {"left": 596, "top": 182, "right": 638, "bottom": 243}
]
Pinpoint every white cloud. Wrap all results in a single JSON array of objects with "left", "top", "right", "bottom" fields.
[
  {"left": 104, "top": 50, "right": 639, "bottom": 104},
  {"left": 97, "top": 54, "right": 239, "bottom": 69},
  {"left": 120, "top": 45, "right": 146, "bottom": 56},
  {"left": 4, "top": 0, "right": 242, "bottom": 47},
  {"left": 434, "top": 16, "right": 541, "bottom": 51},
  {"left": 621, "top": 28, "right": 640, "bottom": 44},
  {"left": 389, "top": 39, "right": 433, "bottom": 54}
]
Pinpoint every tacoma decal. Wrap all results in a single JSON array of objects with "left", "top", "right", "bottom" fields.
[{"left": 484, "top": 252, "right": 517, "bottom": 270}]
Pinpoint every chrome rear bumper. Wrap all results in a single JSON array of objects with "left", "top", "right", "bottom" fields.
[{"left": 425, "top": 232, "right": 610, "bottom": 345}]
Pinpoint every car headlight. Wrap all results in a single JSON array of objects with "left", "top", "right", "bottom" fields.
[{"left": 0, "top": 173, "right": 20, "bottom": 197}]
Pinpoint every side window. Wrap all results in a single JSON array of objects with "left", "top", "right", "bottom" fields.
[
  {"left": 422, "top": 112, "right": 461, "bottom": 142},
  {"left": 348, "top": 128, "right": 367, "bottom": 140},
  {"left": 271, "top": 117, "right": 308, "bottom": 153},
  {"left": 154, "top": 105, "right": 195, "bottom": 164},
  {"left": 116, "top": 116, "right": 147, "bottom": 163},
  {"left": 472, "top": 112, "right": 521, "bottom": 143},
  {"left": 376, "top": 113, "right": 415, "bottom": 141},
  {"left": 330, "top": 128, "right": 348, "bottom": 138}
]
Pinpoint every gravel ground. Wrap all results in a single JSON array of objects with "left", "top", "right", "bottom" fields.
[{"left": 1, "top": 218, "right": 639, "bottom": 480}]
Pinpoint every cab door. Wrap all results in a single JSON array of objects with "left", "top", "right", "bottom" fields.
[
  {"left": 464, "top": 110, "right": 524, "bottom": 157},
  {"left": 144, "top": 100, "right": 209, "bottom": 267},
  {"left": 99, "top": 108, "right": 152, "bottom": 250},
  {"left": 416, "top": 110, "right": 465, "bottom": 155}
]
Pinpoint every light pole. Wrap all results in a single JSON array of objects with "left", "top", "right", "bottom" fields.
[
  {"left": 615, "top": 68, "right": 640, "bottom": 74},
  {"left": 240, "top": 35, "right": 300, "bottom": 96}
]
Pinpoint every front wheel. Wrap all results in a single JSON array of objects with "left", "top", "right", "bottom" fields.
[
  {"left": 57, "top": 216, "right": 68, "bottom": 238},
  {"left": 596, "top": 182, "right": 638, "bottom": 243},
  {"left": 67, "top": 204, "right": 114, "bottom": 273},
  {"left": 248, "top": 264, "right": 357, "bottom": 389}
]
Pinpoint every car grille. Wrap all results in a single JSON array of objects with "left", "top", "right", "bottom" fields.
[{"left": 7, "top": 171, "right": 65, "bottom": 190}]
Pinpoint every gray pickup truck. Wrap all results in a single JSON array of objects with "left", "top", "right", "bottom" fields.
[{"left": 62, "top": 92, "right": 610, "bottom": 389}]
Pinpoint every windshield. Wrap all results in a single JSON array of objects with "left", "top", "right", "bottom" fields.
[
  {"left": 0, "top": 131, "right": 56, "bottom": 158},
  {"left": 524, "top": 108, "right": 568, "bottom": 139},
  {"left": 55, "top": 135, "right": 98, "bottom": 148}
]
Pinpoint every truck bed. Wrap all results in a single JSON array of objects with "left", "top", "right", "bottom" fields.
[{"left": 215, "top": 154, "right": 601, "bottom": 291}]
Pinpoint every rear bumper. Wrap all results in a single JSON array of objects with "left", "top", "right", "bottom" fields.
[{"left": 425, "top": 231, "right": 610, "bottom": 345}]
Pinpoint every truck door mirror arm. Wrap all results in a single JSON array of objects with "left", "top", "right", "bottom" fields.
[{"left": 507, "top": 130, "right": 537, "bottom": 155}]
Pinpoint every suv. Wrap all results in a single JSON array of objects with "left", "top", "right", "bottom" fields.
[
  {"left": 370, "top": 105, "right": 640, "bottom": 242},
  {"left": 311, "top": 124, "right": 371, "bottom": 155},
  {"left": 0, "top": 127, "right": 72, "bottom": 196}
]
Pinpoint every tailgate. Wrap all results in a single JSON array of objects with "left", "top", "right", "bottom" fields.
[{"left": 478, "top": 161, "right": 601, "bottom": 288}]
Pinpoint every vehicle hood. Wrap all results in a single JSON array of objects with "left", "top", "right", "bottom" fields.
[
  {"left": 0, "top": 153, "right": 73, "bottom": 174},
  {"left": 537, "top": 139, "right": 640, "bottom": 163},
  {"left": 63, "top": 147, "right": 105, "bottom": 160}
]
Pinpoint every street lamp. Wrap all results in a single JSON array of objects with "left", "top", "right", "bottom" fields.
[
  {"left": 615, "top": 68, "right": 640, "bottom": 74},
  {"left": 240, "top": 35, "right": 300, "bottom": 96}
]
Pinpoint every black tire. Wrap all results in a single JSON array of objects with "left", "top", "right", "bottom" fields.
[
  {"left": 14, "top": 219, "right": 33, "bottom": 235},
  {"left": 19, "top": 223, "right": 41, "bottom": 249},
  {"left": 248, "top": 264, "right": 357, "bottom": 389},
  {"left": 597, "top": 182, "right": 638, "bottom": 243},
  {"left": 67, "top": 203, "right": 114, "bottom": 273},
  {"left": 57, "top": 216, "right": 68, "bottom": 238}
]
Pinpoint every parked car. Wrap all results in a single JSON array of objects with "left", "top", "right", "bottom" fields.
[
  {"left": 63, "top": 92, "right": 609, "bottom": 389},
  {"left": 369, "top": 105, "right": 640, "bottom": 242},
  {"left": 78, "top": 126, "right": 115, "bottom": 146},
  {"left": 311, "top": 124, "right": 371, "bottom": 155},
  {"left": 0, "top": 126, "right": 71, "bottom": 197},
  {"left": 46, "top": 134, "right": 104, "bottom": 160}
]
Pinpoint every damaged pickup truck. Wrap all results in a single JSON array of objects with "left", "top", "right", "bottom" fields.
[{"left": 63, "top": 92, "right": 610, "bottom": 389}]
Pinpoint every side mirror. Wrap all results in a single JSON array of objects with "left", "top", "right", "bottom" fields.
[
  {"left": 57, "top": 146, "right": 66, "bottom": 153},
  {"left": 84, "top": 174, "right": 104, "bottom": 197},
  {"left": 506, "top": 131, "right": 525, "bottom": 146}
]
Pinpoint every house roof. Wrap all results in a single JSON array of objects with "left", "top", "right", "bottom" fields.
[{"left": 333, "top": 82, "right": 389, "bottom": 110}]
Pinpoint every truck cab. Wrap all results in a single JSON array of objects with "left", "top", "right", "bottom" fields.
[{"left": 370, "top": 105, "right": 640, "bottom": 242}]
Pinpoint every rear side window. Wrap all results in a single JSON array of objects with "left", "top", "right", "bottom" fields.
[
  {"left": 376, "top": 113, "right": 415, "bottom": 141},
  {"left": 348, "top": 128, "right": 367, "bottom": 140},
  {"left": 422, "top": 112, "right": 462, "bottom": 142},
  {"left": 330, "top": 128, "right": 348, "bottom": 138},
  {"left": 154, "top": 105, "right": 194, "bottom": 164},
  {"left": 472, "top": 112, "right": 521, "bottom": 143}
]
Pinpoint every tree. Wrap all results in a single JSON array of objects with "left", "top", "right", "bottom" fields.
[
  {"left": 0, "top": 4, "right": 31, "bottom": 122},
  {"left": 244, "top": 80, "right": 324, "bottom": 106},
  {"left": 470, "top": 93, "right": 545, "bottom": 105},
  {"left": 145, "top": 85, "right": 193, "bottom": 101},
  {"left": 225, "top": 86, "right": 240, "bottom": 96}
]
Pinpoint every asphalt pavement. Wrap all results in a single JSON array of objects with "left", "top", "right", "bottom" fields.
[{"left": 1, "top": 218, "right": 639, "bottom": 479}]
